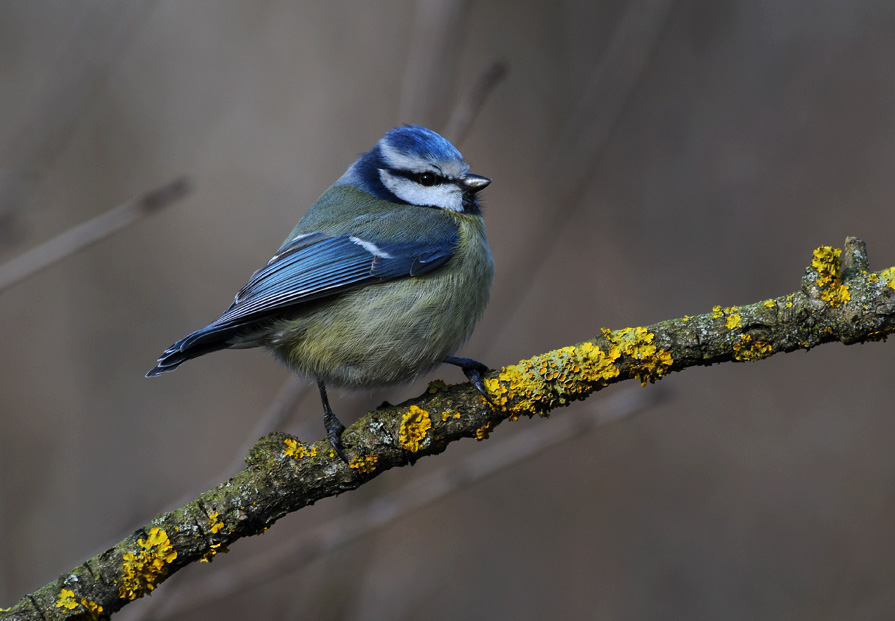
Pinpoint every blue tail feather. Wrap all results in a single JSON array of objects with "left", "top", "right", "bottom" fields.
[{"left": 146, "top": 323, "right": 243, "bottom": 377}]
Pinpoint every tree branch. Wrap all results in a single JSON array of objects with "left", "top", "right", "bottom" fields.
[
  {"left": 0, "top": 177, "right": 191, "bottom": 293},
  {"left": 3, "top": 237, "right": 894, "bottom": 620},
  {"left": 144, "top": 387, "right": 657, "bottom": 620}
]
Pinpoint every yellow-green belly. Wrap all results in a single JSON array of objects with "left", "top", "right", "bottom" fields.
[{"left": 263, "top": 217, "right": 493, "bottom": 387}]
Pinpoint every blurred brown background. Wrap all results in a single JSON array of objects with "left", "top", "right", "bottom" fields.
[{"left": 3, "top": 1, "right": 895, "bottom": 619}]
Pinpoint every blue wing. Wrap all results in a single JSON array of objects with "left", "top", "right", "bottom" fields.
[
  {"left": 147, "top": 213, "right": 459, "bottom": 376},
  {"left": 212, "top": 228, "right": 456, "bottom": 327}
]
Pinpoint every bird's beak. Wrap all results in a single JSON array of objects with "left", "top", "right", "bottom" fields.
[{"left": 463, "top": 174, "right": 491, "bottom": 193}]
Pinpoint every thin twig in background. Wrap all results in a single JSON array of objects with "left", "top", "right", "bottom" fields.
[
  {"left": 444, "top": 60, "right": 509, "bottom": 144},
  {"left": 222, "top": 377, "right": 309, "bottom": 478},
  {"left": 477, "top": 0, "right": 677, "bottom": 355},
  {"left": 0, "top": 177, "right": 191, "bottom": 293},
  {"left": 121, "top": 376, "right": 309, "bottom": 621},
  {"left": 152, "top": 376, "right": 309, "bottom": 522},
  {"left": 398, "top": 0, "right": 472, "bottom": 129},
  {"left": 147, "top": 388, "right": 659, "bottom": 620},
  {"left": 547, "top": 0, "right": 678, "bottom": 187},
  {"left": 443, "top": 59, "right": 509, "bottom": 146}
]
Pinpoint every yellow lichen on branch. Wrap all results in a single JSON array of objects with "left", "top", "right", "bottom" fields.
[
  {"left": 812, "top": 246, "right": 851, "bottom": 306},
  {"left": 602, "top": 327, "right": 674, "bottom": 385},
  {"left": 118, "top": 527, "right": 178, "bottom": 601},
  {"left": 880, "top": 266, "right": 895, "bottom": 291},
  {"left": 55, "top": 588, "right": 103, "bottom": 619},
  {"left": 399, "top": 405, "right": 432, "bottom": 452},
  {"left": 483, "top": 340, "right": 620, "bottom": 420},
  {"left": 482, "top": 326, "right": 673, "bottom": 422},
  {"left": 208, "top": 512, "right": 225, "bottom": 534},
  {"left": 475, "top": 421, "right": 495, "bottom": 440},
  {"left": 725, "top": 313, "right": 742, "bottom": 329},
  {"left": 200, "top": 542, "right": 228, "bottom": 564},
  {"left": 284, "top": 438, "right": 317, "bottom": 459},
  {"left": 733, "top": 334, "right": 773, "bottom": 361},
  {"left": 349, "top": 454, "right": 379, "bottom": 473}
]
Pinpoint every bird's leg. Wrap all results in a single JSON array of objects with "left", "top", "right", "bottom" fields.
[
  {"left": 317, "top": 379, "right": 348, "bottom": 462},
  {"left": 442, "top": 356, "right": 495, "bottom": 406}
]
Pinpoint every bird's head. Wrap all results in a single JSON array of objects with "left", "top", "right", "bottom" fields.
[{"left": 339, "top": 125, "right": 490, "bottom": 214}]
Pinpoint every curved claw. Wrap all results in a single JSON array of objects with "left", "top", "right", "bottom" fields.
[
  {"left": 326, "top": 419, "right": 348, "bottom": 463},
  {"left": 443, "top": 356, "right": 495, "bottom": 407}
]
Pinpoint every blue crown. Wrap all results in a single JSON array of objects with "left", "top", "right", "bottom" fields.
[{"left": 382, "top": 125, "right": 464, "bottom": 164}]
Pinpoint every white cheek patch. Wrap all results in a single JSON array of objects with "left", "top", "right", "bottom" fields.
[{"left": 379, "top": 169, "right": 464, "bottom": 212}]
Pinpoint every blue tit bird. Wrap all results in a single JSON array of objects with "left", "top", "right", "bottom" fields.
[{"left": 147, "top": 125, "right": 494, "bottom": 460}]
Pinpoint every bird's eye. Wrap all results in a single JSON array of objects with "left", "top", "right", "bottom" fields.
[{"left": 416, "top": 172, "right": 438, "bottom": 187}]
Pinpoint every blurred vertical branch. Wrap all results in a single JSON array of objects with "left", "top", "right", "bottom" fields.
[
  {"left": 478, "top": 0, "right": 677, "bottom": 353},
  {"left": 443, "top": 60, "right": 509, "bottom": 146},
  {"left": 157, "top": 376, "right": 309, "bottom": 518},
  {"left": 398, "top": 0, "right": 471, "bottom": 129},
  {"left": 547, "top": 0, "right": 677, "bottom": 188}
]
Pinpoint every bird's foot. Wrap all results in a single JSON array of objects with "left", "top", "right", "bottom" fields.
[
  {"left": 443, "top": 356, "right": 495, "bottom": 407},
  {"left": 324, "top": 410, "right": 348, "bottom": 463}
]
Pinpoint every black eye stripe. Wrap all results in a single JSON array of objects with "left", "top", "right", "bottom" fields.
[{"left": 388, "top": 168, "right": 448, "bottom": 187}]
